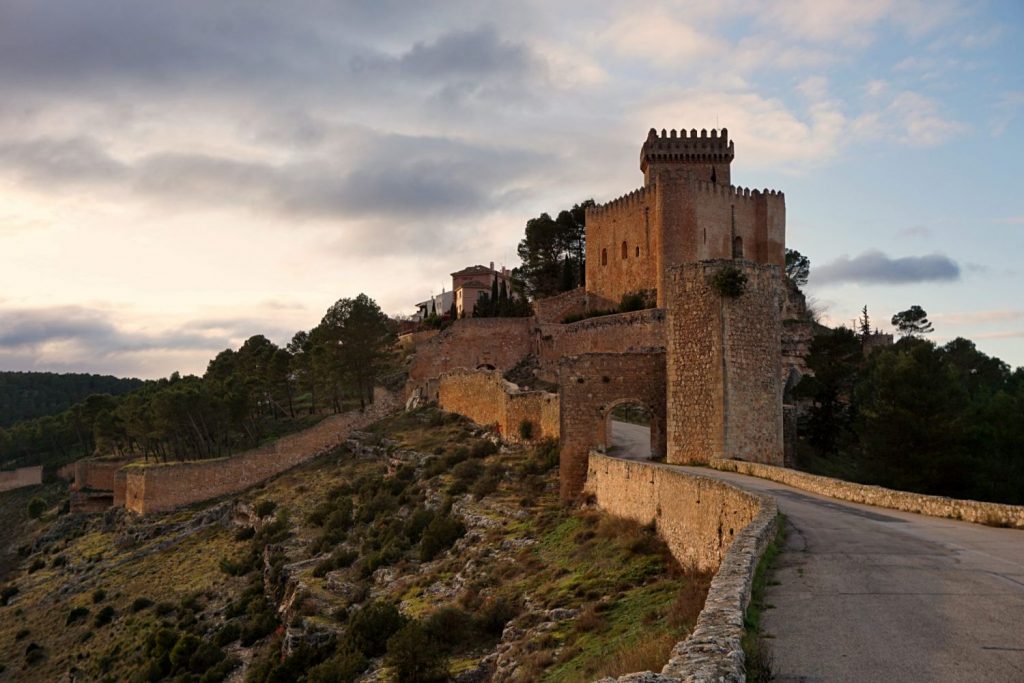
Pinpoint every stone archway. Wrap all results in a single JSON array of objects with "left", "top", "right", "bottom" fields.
[
  {"left": 603, "top": 399, "right": 653, "bottom": 460},
  {"left": 558, "top": 351, "right": 666, "bottom": 500}
]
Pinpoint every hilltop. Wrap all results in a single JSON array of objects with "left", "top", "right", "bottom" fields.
[{"left": 0, "top": 372, "right": 146, "bottom": 428}]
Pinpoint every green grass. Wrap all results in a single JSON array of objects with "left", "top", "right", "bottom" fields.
[{"left": 742, "top": 514, "right": 786, "bottom": 683}]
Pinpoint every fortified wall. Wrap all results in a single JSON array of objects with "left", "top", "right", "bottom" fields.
[
  {"left": 0, "top": 465, "right": 43, "bottom": 493},
  {"left": 532, "top": 287, "right": 587, "bottom": 324},
  {"left": 408, "top": 318, "right": 534, "bottom": 388},
  {"left": 437, "top": 369, "right": 558, "bottom": 442}
]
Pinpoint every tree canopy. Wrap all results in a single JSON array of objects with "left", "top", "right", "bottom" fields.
[
  {"left": 515, "top": 200, "right": 593, "bottom": 299},
  {"left": 891, "top": 305, "right": 934, "bottom": 337},
  {"left": 784, "top": 248, "right": 810, "bottom": 287}
]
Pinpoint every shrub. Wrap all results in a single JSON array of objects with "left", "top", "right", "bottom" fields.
[
  {"left": 450, "top": 459, "right": 483, "bottom": 489},
  {"left": 187, "top": 641, "right": 225, "bottom": 674},
  {"left": 234, "top": 526, "right": 256, "bottom": 541},
  {"left": 66, "top": 606, "right": 90, "bottom": 625},
  {"left": 131, "top": 597, "right": 154, "bottom": 613},
  {"left": 27, "top": 497, "right": 45, "bottom": 519},
  {"left": 15, "top": 628, "right": 30, "bottom": 641},
  {"left": 27, "top": 558, "right": 45, "bottom": 574},
  {"left": 94, "top": 605, "right": 116, "bottom": 627},
  {"left": 419, "top": 515, "right": 466, "bottom": 561},
  {"left": 168, "top": 633, "right": 201, "bottom": 672},
  {"left": 422, "top": 606, "right": 475, "bottom": 653},
  {"left": 51, "top": 555, "right": 67, "bottom": 568},
  {"left": 213, "top": 622, "right": 241, "bottom": 647},
  {"left": 518, "top": 420, "right": 535, "bottom": 441},
  {"left": 711, "top": 266, "right": 748, "bottom": 298},
  {"left": 24, "top": 642, "right": 44, "bottom": 665},
  {"left": 347, "top": 601, "right": 406, "bottom": 658},
  {"left": 239, "top": 611, "right": 277, "bottom": 646},
  {"left": 470, "top": 440, "right": 499, "bottom": 458},
  {"left": 1, "top": 585, "right": 18, "bottom": 606},
  {"left": 92, "top": 588, "right": 107, "bottom": 603},
  {"left": 200, "top": 655, "right": 240, "bottom": 683},
  {"left": 307, "top": 643, "right": 368, "bottom": 683},
  {"left": 154, "top": 601, "right": 176, "bottom": 617},
  {"left": 478, "top": 596, "right": 519, "bottom": 637},
  {"left": 385, "top": 621, "right": 448, "bottom": 683},
  {"left": 254, "top": 500, "right": 277, "bottom": 518}
]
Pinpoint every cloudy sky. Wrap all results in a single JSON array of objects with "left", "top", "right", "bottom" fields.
[{"left": 1, "top": 0, "right": 1022, "bottom": 378}]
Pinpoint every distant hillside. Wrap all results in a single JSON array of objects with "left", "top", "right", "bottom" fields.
[{"left": 0, "top": 371, "right": 147, "bottom": 428}]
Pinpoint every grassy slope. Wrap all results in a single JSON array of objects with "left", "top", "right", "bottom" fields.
[{"left": 0, "top": 406, "right": 710, "bottom": 682}]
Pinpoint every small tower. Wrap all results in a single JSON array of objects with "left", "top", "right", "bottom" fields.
[{"left": 640, "top": 127, "right": 734, "bottom": 186}]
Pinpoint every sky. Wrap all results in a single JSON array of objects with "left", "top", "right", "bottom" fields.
[{"left": 0, "top": 0, "right": 1022, "bottom": 379}]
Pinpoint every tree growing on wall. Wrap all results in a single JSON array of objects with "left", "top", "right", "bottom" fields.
[
  {"left": 785, "top": 249, "right": 810, "bottom": 287},
  {"left": 891, "top": 305, "right": 934, "bottom": 337}
]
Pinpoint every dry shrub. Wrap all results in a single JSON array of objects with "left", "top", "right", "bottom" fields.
[
  {"left": 668, "top": 567, "right": 714, "bottom": 631},
  {"left": 590, "top": 632, "right": 678, "bottom": 680},
  {"left": 575, "top": 604, "right": 604, "bottom": 633}
]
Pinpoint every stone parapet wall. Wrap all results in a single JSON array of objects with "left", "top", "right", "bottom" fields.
[
  {"left": 123, "top": 391, "right": 401, "bottom": 515},
  {"left": 586, "top": 453, "right": 778, "bottom": 682},
  {"left": 533, "top": 287, "right": 587, "bottom": 324},
  {"left": 713, "top": 458, "right": 1024, "bottom": 529},
  {"left": 536, "top": 309, "right": 665, "bottom": 383},
  {"left": 437, "top": 369, "right": 558, "bottom": 442},
  {"left": 407, "top": 318, "right": 534, "bottom": 388},
  {"left": 0, "top": 465, "right": 43, "bottom": 492}
]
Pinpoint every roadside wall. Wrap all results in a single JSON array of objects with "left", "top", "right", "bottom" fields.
[
  {"left": 437, "top": 369, "right": 558, "bottom": 441},
  {"left": 0, "top": 465, "right": 43, "bottom": 492},
  {"left": 407, "top": 318, "right": 534, "bottom": 389},
  {"left": 586, "top": 453, "right": 778, "bottom": 682},
  {"left": 123, "top": 390, "right": 400, "bottom": 515},
  {"left": 714, "top": 458, "right": 1024, "bottom": 529},
  {"left": 536, "top": 309, "right": 665, "bottom": 383}
]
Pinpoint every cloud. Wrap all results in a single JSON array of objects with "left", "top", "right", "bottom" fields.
[
  {"left": 812, "top": 250, "right": 961, "bottom": 285},
  {"left": 600, "top": 9, "right": 726, "bottom": 68},
  {"left": 853, "top": 91, "right": 967, "bottom": 147},
  {"left": 932, "top": 310, "right": 1024, "bottom": 326},
  {"left": 897, "top": 225, "right": 932, "bottom": 238}
]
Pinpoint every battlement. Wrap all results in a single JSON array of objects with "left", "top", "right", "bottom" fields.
[
  {"left": 587, "top": 184, "right": 652, "bottom": 217},
  {"left": 641, "top": 127, "right": 735, "bottom": 175},
  {"left": 690, "top": 179, "right": 784, "bottom": 201}
]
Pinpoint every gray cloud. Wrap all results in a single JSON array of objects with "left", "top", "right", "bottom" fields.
[{"left": 812, "top": 250, "right": 961, "bottom": 285}]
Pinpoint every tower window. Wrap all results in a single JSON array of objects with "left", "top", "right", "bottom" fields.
[
  {"left": 635, "top": 246, "right": 640, "bottom": 257},
  {"left": 733, "top": 236, "right": 744, "bottom": 259},
  {"left": 621, "top": 241, "right": 628, "bottom": 259},
  {"left": 601, "top": 248, "right": 608, "bottom": 266}
]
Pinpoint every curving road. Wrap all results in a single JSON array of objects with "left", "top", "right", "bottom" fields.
[{"left": 609, "top": 420, "right": 1024, "bottom": 682}]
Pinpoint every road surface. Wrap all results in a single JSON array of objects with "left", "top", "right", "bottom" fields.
[{"left": 608, "top": 419, "right": 1024, "bottom": 682}]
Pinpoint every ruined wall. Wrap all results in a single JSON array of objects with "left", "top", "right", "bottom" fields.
[
  {"left": 666, "top": 260, "right": 783, "bottom": 465},
  {"left": 72, "top": 459, "right": 132, "bottom": 492},
  {"left": 407, "top": 318, "right": 533, "bottom": 389},
  {"left": 558, "top": 351, "right": 666, "bottom": 500},
  {"left": 533, "top": 287, "right": 587, "bottom": 324},
  {"left": 0, "top": 465, "right": 43, "bottom": 492},
  {"left": 397, "top": 329, "right": 439, "bottom": 352},
  {"left": 586, "top": 452, "right": 779, "bottom": 682},
  {"left": 585, "top": 186, "right": 659, "bottom": 310},
  {"left": 123, "top": 391, "right": 400, "bottom": 514},
  {"left": 437, "top": 369, "right": 558, "bottom": 441},
  {"left": 536, "top": 309, "right": 665, "bottom": 383}
]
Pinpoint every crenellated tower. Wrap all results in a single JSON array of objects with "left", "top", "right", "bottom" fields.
[{"left": 640, "top": 127, "right": 734, "bottom": 186}]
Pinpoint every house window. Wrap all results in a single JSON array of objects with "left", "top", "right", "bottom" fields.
[
  {"left": 733, "top": 236, "right": 744, "bottom": 259},
  {"left": 601, "top": 248, "right": 608, "bottom": 266},
  {"left": 621, "top": 241, "right": 628, "bottom": 259}
]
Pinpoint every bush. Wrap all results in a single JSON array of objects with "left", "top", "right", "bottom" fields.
[
  {"left": 51, "top": 555, "right": 67, "bottom": 568},
  {"left": 419, "top": 515, "right": 466, "bottom": 561},
  {"left": 711, "top": 266, "right": 748, "bottom": 298},
  {"left": 66, "top": 606, "right": 90, "bottom": 625},
  {"left": 422, "top": 606, "right": 475, "bottom": 653},
  {"left": 24, "top": 642, "right": 44, "bottom": 665},
  {"left": 154, "top": 601, "right": 175, "bottom": 617},
  {"left": 526, "top": 438, "right": 559, "bottom": 473},
  {"left": 385, "top": 621, "right": 448, "bottom": 683},
  {"left": 307, "top": 643, "right": 368, "bottom": 683},
  {"left": 470, "top": 440, "right": 499, "bottom": 458},
  {"left": 1, "top": 585, "right": 18, "bottom": 606},
  {"left": 254, "top": 500, "right": 277, "bottom": 518},
  {"left": 239, "top": 611, "right": 278, "bottom": 646},
  {"left": 94, "top": 605, "right": 116, "bottom": 627},
  {"left": 27, "top": 558, "right": 45, "bottom": 574},
  {"left": 168, "top": 633, "right": 201, "bottom": 672},
  {"left": 27, "top": 497, "right": 45, "bottom": 519},
  {"left": 213, "top": 622, "right": 241, "bottom": 647},
  {"left": 347, "top": 601, "right": 406, "bottom": 658},
  {"left": 187, "top": 641, "right": 225, "bottom": 674},
  {"left": 518, "top": 420, "right": 535, "bottom": 441},
  {"left": 92, "top": 589, "right": 107, "bottom": 603},
  {"left": 15, "top": 628, "right": 30, "bottom": 641},
  {"left": 131, "top": 597, "right": 154, "bottom": 613},
  {"left": 450, "top": 460, "right": 483, "bottom": 490},
  {"left": 234, "top": 526, "right": 256, "bottom": 541},
  {"left": 478, "top": 596, "right": 519, "bottom": 637},
  {"left": 200, "top": 655, "right": 240, "bottom": 683}
]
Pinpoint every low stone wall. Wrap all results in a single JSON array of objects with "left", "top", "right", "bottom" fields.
[
  {"left": 536, "top": 308, "right": 665, "bottom": 382},
  {"left": 533, "top": 287, "right": 587, "bottom": 324},
  {"left": 122, "top": 391, "right": 401, "bottom": 515},
  {"left": 437, "top": 369, "right": 558, "bottom": 442},
  {"left": 0, "top": 465, "right": 43, "bottom": 492},
  {"left": 586, "top": 453, "right": 778, "bottom": 682},
  {"left": 713, "top": 458, "right": 1024, "bottom": 529}
]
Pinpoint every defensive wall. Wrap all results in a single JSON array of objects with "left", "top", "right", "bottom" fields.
[
  {"left": 436, "top": 369, "right": 558, "bottom": 442},
  {"left": 119, "top": 390, "right": 400, "bottom": 515},
  {"left": 584, "top": 185, "right": 659, "bottom": 311},
  {"left": 666, "top": 260, "right": 784, "bottom": 466},
  {"left": 397, "top": 329, "right": 439, "bottom": 352},
  {"left": 587, "top": 453, "right": 779, "bottom": 682},
  {"left": 536, "top": 308, "right": 665, "bottom": 383},
  {"left": 532, "top": 287, "right": 587, "bottom": 324},
  {"left": 407, "top": 318, "right": 533, "bottom": 391},
  {"left": 0, "top": 465, "right": 43, "bottom": 492},
  {"left": 713, "top": 458, "right": 1024, "bottom": 529},
  {"left": 559, "top": 351, "right": 666, "bottom": 500},
  {"left": 72, "top": 458, "right": 132, "bottom": 492}
]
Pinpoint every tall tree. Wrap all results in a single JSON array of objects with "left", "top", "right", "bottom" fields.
[
  {"left": 891, "top": 305, "right": 934, "bottom": 337},
  {"left": 320, "top": 294, "right": 395, "bottom": 411},
  {"left": 785, "top": 249, "right": 810, "bottom": 287},
  {"left": 858, "top": 306, "right": 872, "bottom": 337}
]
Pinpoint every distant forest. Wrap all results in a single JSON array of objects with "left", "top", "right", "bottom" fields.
[{"left": 0, "top": 372, "right": 147, "bottom": 428}]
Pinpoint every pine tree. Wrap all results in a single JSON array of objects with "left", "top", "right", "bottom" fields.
[{"left": 858, "top": 306, "right": 871, "bottom": 338}]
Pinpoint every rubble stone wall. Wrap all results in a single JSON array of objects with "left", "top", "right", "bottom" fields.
[
  {"left": 532, "top": 287, "right": 587, "bottom": 324},
  {"left": 437, "top": 369, "right": 558, "bottom": 442},
  {"left": 407, "top": 318, "right": 534, "bottom": 392},
  {"left": 536, "top": 309, "right": 665, "bottom": 383},
  {"left": 0, "top": 465, "right": 43, "bottom": 492}
]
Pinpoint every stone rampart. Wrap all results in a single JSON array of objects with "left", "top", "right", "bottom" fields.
[
  {"left": 533, "top": 287, "right": 587, "bottom": 324},
  {"left": 72, "top": 459, "right": 132, "bottom": 492},
  {"left": 0, "top": 465, "right": 43, "bottom": 492},
  {"left": 397, "top": 329, "right": 439, "bottom": 352},
  {"left": 587, "top": 453, "right": 778, "bottom": 682},
  {"left": 437, "top": 369, "right": 558, "bottom": 442},
  {"left": 122, "top": 391, "right": 400, "bottom": 515},
  {"left": 407, "top": 318, "right": 534, "bottom": 390},
  {"left": 537, "top": 309, "right": 665, "bottom": 383},
  {"left": 713, "top": 458, "right": 1024, "bottom": 529}
]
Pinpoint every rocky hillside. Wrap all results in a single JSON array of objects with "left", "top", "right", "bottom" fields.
[{"left": 0, "top": 406, "right": 709, "bottom": 682}]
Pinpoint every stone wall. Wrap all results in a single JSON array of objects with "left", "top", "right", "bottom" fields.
[
  {"left": 558, "top": 351, "right": 666, "bottom": 500},
  {"left": 122, "top": 391, "right": 401, "bottom": 515},
  {"left": 72, "top": 459, "right": 132, "bottom": 492},
  {"left": 713, "top": 458, "right": 1024, "bottom": 529},
  {"left": 533, "top": 287, "right": 587, "bottom": 324},
  {"left": 666, "top": 260, "right": 783, "bottom": 466},
  {"left": 397, "top": 329, "right": 439, "bottom": 352},
  {"left": 536, "top": 309, "right": 665, "bottom": 383},
  {"left": 437, "top": 369, "right": 558, "bottom": 442},
  {"left": 407, "top": 318, "right": 534, "bottom": 390},
  {"left": 586, "top": 453, "right": 779, "bottom": 682},
  {"left": 0, "top": 465, "right": 43, "bottom": 492}
]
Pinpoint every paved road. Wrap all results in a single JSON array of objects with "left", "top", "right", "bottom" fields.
[{"left": 609, "top": 420, "right": 1024, "bottom": 683}]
